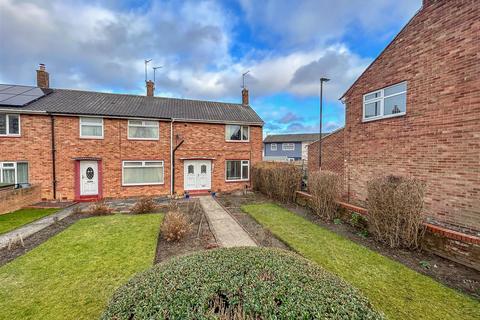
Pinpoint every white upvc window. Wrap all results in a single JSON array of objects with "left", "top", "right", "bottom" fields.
[
  {"left": 363, "top": 82, "right": 407, "bottom": 122},
  {"left": 225, "top": 124, "right": 249, "bottom": 141},
  {"left": 282, "top": 143, "right": 295, "bottom": 151},
  {"left": 0, "top": 162, "right": 28, "bottom": 185},
  {"left": 122, "top": 160, "right": 164, "bottom": 186},
  {"left": 128, "top": 120, "right": 159, "bottom": 140},
  {"left": 0, "top": 114, "right": 20, "bottom": 136},
  {"left": 270, "top": 143, "right": 277, "bottom": 151},
  {"left": 225, "top": 160, "right": 249, "bottom": 181},
  {"left": 80, "top": 117, "right": 103, "bottom": 139}
]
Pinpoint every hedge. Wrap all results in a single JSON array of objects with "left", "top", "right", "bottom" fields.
[
  {"left": 251, "top": 162, "right": 302, "bottom": 202},
  {"left": 102, "top": 247, "right": 383, "bottom": 319}
]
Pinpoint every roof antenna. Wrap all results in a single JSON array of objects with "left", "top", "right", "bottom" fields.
[
  {"left": 144, "top": 59, "right": 152, "bottom": 82},
  {"left": 153, "top": 66, "right": 163, "bottom": 84},
  {"left": 242, "top": 70, "right": 250, "bottom": 89}
]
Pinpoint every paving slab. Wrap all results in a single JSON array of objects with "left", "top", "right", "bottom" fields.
[
  {"left": 198, "top": 196, "right": 257, "bottom": 247},
  {"left": 0, "top": 203, "right": 86, "bottom": 250}
]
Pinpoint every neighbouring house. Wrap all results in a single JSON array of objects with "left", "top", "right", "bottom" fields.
[
  {"left": 308, "top": 0, "right": 479, "bottom": 268},
  {"left": 0, "top": 65, "right": 263, "bottom": 201},
  {"left": 263, "top": 133, "right": 320, "bottom": 161}
]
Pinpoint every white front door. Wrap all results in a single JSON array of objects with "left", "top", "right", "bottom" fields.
[
  {"left": 184, "top": 160, "right": 212, "bottom": 191},
  {"left": 80, "top": 161, "right": 99, "bottom": 196}
]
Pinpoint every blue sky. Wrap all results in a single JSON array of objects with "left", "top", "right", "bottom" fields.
[{"left": 0, "top": 0, "right": 421, "bottom": 135}]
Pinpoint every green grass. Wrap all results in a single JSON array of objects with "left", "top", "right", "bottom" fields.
[
  {"left": 0, "top": 213, "right": 163, "bottom": 320},
  {"left": 242, "top": 203, "right": 480, "bottom": 320},
  {"left": 0, "top": 208, "right": 59, "bottom": 234}
]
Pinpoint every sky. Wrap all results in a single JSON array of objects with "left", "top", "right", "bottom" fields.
[{"left": 0, "top": 0, "right": 421, "bottom": 135}]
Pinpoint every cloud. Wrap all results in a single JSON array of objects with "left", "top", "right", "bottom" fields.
[{"left": 278, "top": 112, "right": 304, "bottom": 124}]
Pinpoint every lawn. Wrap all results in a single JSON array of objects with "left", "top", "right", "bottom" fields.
[
  {"left": 0, "top": 208, "right": 59, "bottom": 234},
  {"left": 0, "top": 213, "right": 163, "bottom": 320},
  {"left": 242, "top": 203, "right": 480, "bottom": 320}
]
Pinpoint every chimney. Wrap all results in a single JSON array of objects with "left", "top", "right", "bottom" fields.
[
  {"left": 242, "top": 87, "right": 249, "bottom": 106},
  {"left": 146, "top": 80, "right": 155, "bottom": 97},
  {"left": 36, "top": 63, "right": 49, "bottom": 88}
]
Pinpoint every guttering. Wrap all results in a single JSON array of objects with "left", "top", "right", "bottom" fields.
[
  {"left": 0, "top": 109, "right": 47, "bottom": 115},
  {"left": 50, "top": 115, "right": 57, "bottom": 200}
]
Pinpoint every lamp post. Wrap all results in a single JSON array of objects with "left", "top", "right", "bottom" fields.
[{"left": 319, "top": 77, "right": 330, "bottom": 168}]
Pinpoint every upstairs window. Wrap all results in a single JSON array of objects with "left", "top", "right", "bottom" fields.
[
  {"left": 0, "top": 162, "right": 28, "bottom": 186},
  {"left": 282, "top": 143, "right": 295, "bottom": 151},
  {"left": 270, "top": 143, "right": 277, "bottom": 151},
  {"left": 363, "top": 82, "right": 407, "bottom": 121},
  {"left": 128, "top": 120, "right": 159, "bottom": 140},
  {"left": 226, "top": 125, "right": 249, "bottom": 141},
  {"left": 80, "top": 117, "right": 103, "bottom": 139},
  {"left": 0, "top": 114, "right": 20, "bottom": 136}
]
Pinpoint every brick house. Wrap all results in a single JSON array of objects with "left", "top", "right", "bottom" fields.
[
  {"left": 309, "top": 0, "right": 479, "bottom": 244},
  {"left": 0, "top": 65, "right": 263, "bottom": 201}
]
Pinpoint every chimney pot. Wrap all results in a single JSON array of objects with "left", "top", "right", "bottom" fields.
[
  {"left": 242, "top": 87, "right": 249, "bottom": 106},
  {"left": 36, "top": 63, "right": 50, "bottom": 88},
  {"left": 146, "top": 80, "right": 155, "bottom": 97}
]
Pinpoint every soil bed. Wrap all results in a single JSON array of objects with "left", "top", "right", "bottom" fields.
[
  {"left": 154, "top": 198, "right": 217, "bottom": 264},
  {"left": 217, "top": 192, "right": 480, "bottom": 299}
]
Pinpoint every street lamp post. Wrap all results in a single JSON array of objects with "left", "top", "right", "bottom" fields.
[{"left": 319, "top": 77, "right": 330, "bottom": 168}]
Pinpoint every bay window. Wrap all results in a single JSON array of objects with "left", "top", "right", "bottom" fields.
[
  {"left": 80, "top": 117, "right": 103, "bottom": 138},
  {"left": 225, "top": 125, "right": 249, "bottom": 141},
  {"left": 128, "top": 120, "right": 159, "bottom": 140},
  {"left": 225, "top": 160, "right": 249, "bottom": 181},
  {"left": 363, "top": 82, "right": 407, "bottom": 121},
  {"left": 122, "top": 161, "right": 164, "bottom": 186},
  {"left": 0, "top": 162, "right": 28, "bottom": 186},
  {"left": 0, "top": 114, "right": 20, "bottom": 136}
]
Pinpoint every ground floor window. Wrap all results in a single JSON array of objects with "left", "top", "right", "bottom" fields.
[
  {"left": 0, "top": 161, "right": 28, "bottom": 186},
  {"left": 225, "top": 160, "right": 249, "bottom": 181},
  {"left": 122, "top": 161, "right": 164, "bottom": 186}
]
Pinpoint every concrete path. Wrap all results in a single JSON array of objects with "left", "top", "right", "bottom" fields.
[
  {"left": 198, "top": 196, "right": 257, "bottom": 247},
  {"left": 0, "top": 203, "right": 86, "bottom": 250}
]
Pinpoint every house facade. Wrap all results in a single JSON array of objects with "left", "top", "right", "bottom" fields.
[
  {"left": 263, "top": 133, "right": 320, "bottom": 161},
  {"left": 0, "top": 66, "right": 263, "bottom": 201},
  {"left": 309, "top": 0, "right": 479, "bottom": 234}
]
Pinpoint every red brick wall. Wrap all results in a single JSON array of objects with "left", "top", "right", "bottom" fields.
[
  {"left": 308, "top": 129, "right": 345, "bottom": 191},
  {"left": 343, "top": 1, "right": 480, "bottom": 231},
  {"left": 1, "top": 114, "right": 262, "bottom": 200},
  {"left": 0, "top": 184, "right": 42, "bottom": 214},
  {"left": 0, "top": 114, "right": 53, "bottom": 199}
]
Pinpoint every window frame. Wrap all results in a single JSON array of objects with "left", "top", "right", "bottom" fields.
[
  {"left": 270, "top": 143, "right": 277, "bottom": 151},
  {"left": 122, "top": 160, "right": 164, "bottom": 186},
  {"left": 225, "top": 124, "right": 250, "bottom": 142},
  {"left": 0, "top": 113, "right": 21, "bottom": 137},
  {"left": 0, "top": 161, "right": 28, "bottom": 185},
  {"left": 79, "top": 117, "right": 104, "bottom": 139},
  {"left": 225, "top": 160, "right": 250, "bottom": 182},
  {"left": 127, "top": 119, "right": 159, "bottom": 140},
  {"left": 282, "top": 143, "right": 295, "bottom": 151},
  {"left": 362, "top": 81, "right": 407, "bottom": 122}
]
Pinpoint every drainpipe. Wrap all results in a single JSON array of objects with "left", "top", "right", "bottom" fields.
[
  {"left": 50, "top": 115, "right": 57, "bottom": 200},
  {"left": 170, "top": 119, "right": 174, "bottom": 196}
]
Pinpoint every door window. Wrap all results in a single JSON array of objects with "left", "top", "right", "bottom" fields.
[
  {"left": 188, "top": 165, "right": 194, "bottom": 174},
  {"left": 201, "top": 165, "right": 207, "bottom": 174}
]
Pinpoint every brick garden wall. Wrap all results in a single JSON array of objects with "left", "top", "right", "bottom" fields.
[
  {"left": 0, "top": 184, "right": 42, "bottom": 214},
  {"left": 338, "top": 1, "right": 479, "bottom": 232}
]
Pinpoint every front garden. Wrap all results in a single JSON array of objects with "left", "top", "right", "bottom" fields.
[{"left": 0, "top": 208, "right": 58, "bottom": 234}]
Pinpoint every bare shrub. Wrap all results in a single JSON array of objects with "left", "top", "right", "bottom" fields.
[
  {"left": 308, "top": 170, "right": 341, "bottom": 221},
  {"left": 88, "top": 202, "right": 113, "bottom": 215},
  {"left": 130, "top": 197, "right": 158, "bottom": 214},
  {"left": 251, "top": 162, "right": 302, "bottom": 203},
  {"left": 161, "top": 210, "right": 192, "bottom": 242},
  {"left": 367, "top": 175, "right": 426, "bottom": 249}
]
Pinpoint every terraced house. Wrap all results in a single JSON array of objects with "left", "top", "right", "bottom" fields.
[{"left": 0, "top": 65, "right": 263, "bottom": 201}]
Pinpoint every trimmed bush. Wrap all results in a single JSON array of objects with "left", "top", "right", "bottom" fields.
[
  {"left": 367, "top": 175, "right": 425, "bottom": 249},
  {"left": 102, "top": 247, "right": 383, "bottom": 319},
  {"left": 130, "top": 197, "right": 158, "bottom": 214},
  {"left": 251, "top": 162, "right": 302, "bottom": 203},
  {"left": 161, "top": 210, "right": 191, "bottom": 242},
  {"left": 308, "top": 170, "right": 341, "bottom": 221}
]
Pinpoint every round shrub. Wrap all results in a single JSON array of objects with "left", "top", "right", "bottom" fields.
[{"left": 102, "top": 247, "right": 383, "bottom": 320}]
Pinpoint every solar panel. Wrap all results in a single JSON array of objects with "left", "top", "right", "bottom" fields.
[{"left": 0, "top": 84, "right": 47, "bottom": 107}]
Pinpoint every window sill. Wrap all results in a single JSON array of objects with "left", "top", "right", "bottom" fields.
[
  {"left": 127, "top": 138, "right": 160, "bottom": 141},
  {"left": 80, "top": 136, "right": 104, "bottom": 140},
  {"left": 226, "top": 140, "right": 250, "bottom": 143},
  {"left": 122, "top": 182, "right": 165, "bottom": 187},
  {"left": 0, "top": 134, "right": 21, "bottom": 138},
  {"left": 362, "top": 112, "right": 406, "bottom": 123},
  {"left": 225, "top": 179, "right": 250, "bottom": 183}
]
